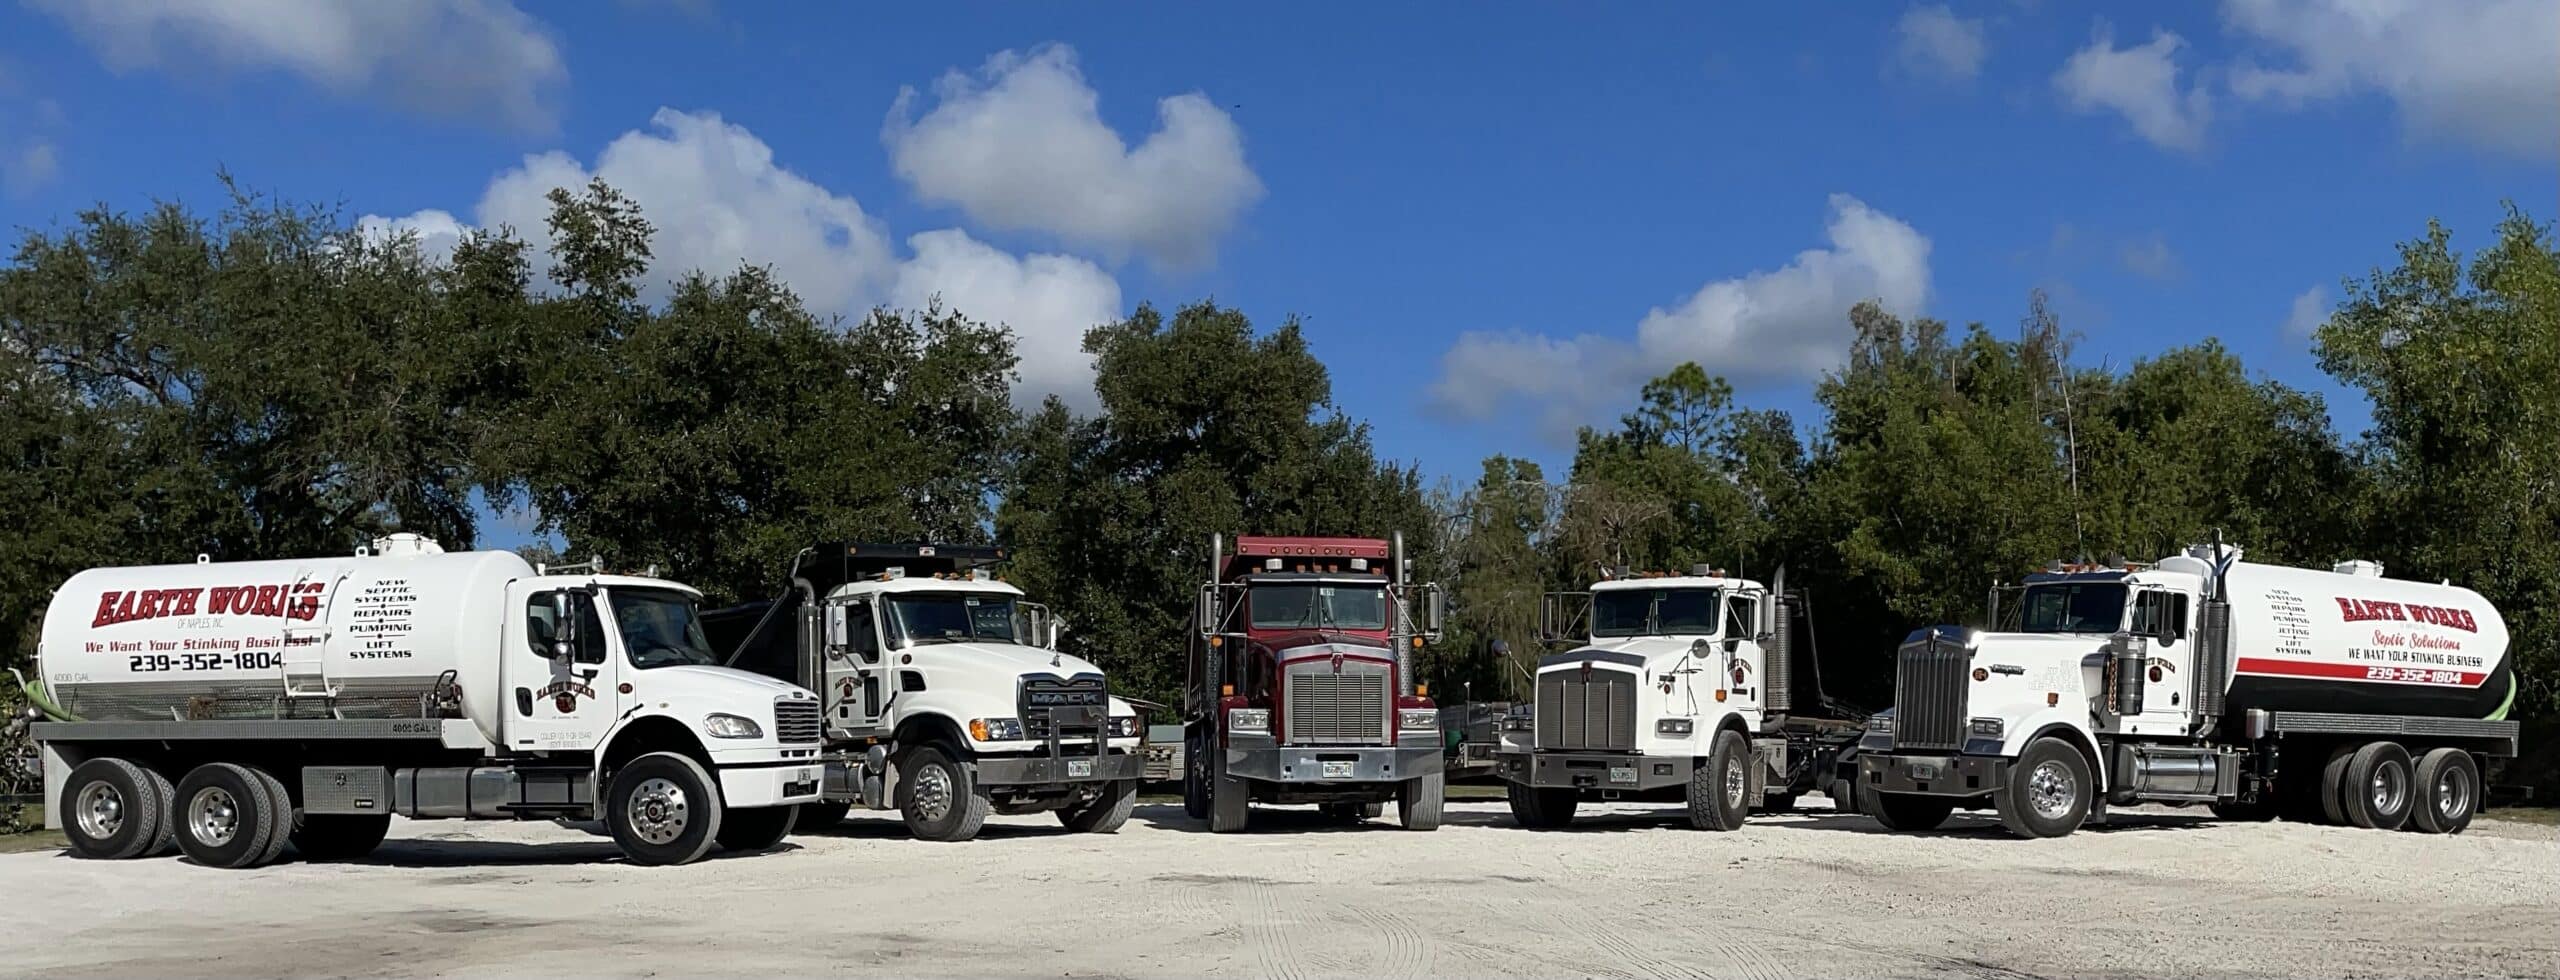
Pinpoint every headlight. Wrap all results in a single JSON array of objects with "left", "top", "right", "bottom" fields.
[
  {"left": 1868, "top": 715, "right": 1895, "bottom": 734},
  {"left": 1228, "top": 708, "right": 1270, "bottom": 733},
  {"left": 1968, "top": 717, "right": 2005, "bottom": 739},
  {"left": 703, "top": 713, "right": 763, "bottom": 739},
  {"left": 1109, "top": 715, "right": 1141, "bottom": 738},
  {"left": 969, "top": 717, "right": 1025, "bottom": 741},
  {"left": 1655, "top": 717, "right": 1694, "bottom": 736},
  {"left": 1399, "top": 709, "right": 1439, "bottom": 731}
]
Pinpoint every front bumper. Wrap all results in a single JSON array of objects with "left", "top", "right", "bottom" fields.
[
  {"left": 975, "top": 750, "right": 1145, "bottom": 786},
  {"left": 716, "top": 761, "right": 826, "bottom": 807},
  {"left": 1498, "top": 750, "right": 1694, "bottom": 791},
  {"left": 1857, "top": 752, "right": 2007, "bottom": 798},
  {"left": 1223, "top": 735, "right": 1444, "bottom": 783}
]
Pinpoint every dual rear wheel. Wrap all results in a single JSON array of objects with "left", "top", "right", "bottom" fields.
[{"left": 2315, "top": 740, "right": 2475, "bottom": 834}]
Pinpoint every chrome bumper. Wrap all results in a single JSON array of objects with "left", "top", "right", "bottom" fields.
[
  {"left": 1498, "top": 750, "right": 1694, "bottom": 791},
  {"left": 1223, "top": 735, "right": 1444, "bottom": 782}
]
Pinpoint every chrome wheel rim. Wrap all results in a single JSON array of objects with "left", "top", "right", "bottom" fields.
[
  {"left": 2370, "top": 762, "right": 2408, "bottom": 815},
  {"left": 75, "top": 781, "right": 126, "bottom": 841},
  {"left": 912, "top": 763, "right": 953, "bottom": 823},
  {"left": 628, "top": 776, "right": 691, "bottom": 845},
  {"left": 189, "top": 786, "right": 241, "bottom": 847},
  {"left": 2027, "top": 760, "right": 2076, "bottom": 820},
  {"left": 2436, "top": 765, "right": 2471, "bottom": 819},
  {"left": 1723, "top": 758, "right": 1746, "bottom": 807}
]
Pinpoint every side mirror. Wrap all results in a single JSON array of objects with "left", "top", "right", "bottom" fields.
[
  {"left": 825, "top": 604, "right": 849, "bottom": 649},
  {"left": 1047, "top": 617, "right": 1067, "bottom": 650},
  {"left": 548, "top": 591, "right": 580, "bottom": 660}
]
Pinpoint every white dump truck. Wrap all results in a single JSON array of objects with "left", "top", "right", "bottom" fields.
[
  {"left": 21, "top": 535, "right": 823, "bottom": 868},
  {"left": 1856, "top": 541, "right": 2521, "bottom": 837},
  {"left": 705, "top": 543, "right": 1144, "bottom": 842},
  {"left": 1497, "top": 566, "right": 1865, "bottom": 830}
]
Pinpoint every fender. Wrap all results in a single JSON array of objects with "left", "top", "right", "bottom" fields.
[{"left": 2010, "top": 718, "right": 2108, "bottom": 789}]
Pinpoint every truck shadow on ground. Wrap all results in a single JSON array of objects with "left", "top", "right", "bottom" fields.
[
  {"left": 1773, "top": 810, "right": 2218, "bottom": 836},
  {"left": 339, "top": 837, "right": 809, "bottom": 868},
  {"left": 793, "top": 816, "right": 1084, "bottom": 841},
  {"left": 1131, "top": 802, "right": 1430, "bottom": 835}
]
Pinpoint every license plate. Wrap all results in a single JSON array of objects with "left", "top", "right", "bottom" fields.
[
  {"left": 1608, "top": 765, "right": 1638, "bottom": 785},
  {"left": 1322, "top": 760, "right": 1355, "bottom": 779},
  {"left": 1067, "top": 759, "right": 1094, "bottom": 778},
  {"left": 1908, "top": 761, "right": 1941, "bottom": 780}
]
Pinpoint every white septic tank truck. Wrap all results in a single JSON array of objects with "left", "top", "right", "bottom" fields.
[
  {"left": 704, "top": 543, "right": 1145, "bottom": 842},
  {"left": 21, "top": 534, "right": 823, "bottom": 867},
  {"left": 1856, "top": 541, "right": 2520, "bottom": 837}
]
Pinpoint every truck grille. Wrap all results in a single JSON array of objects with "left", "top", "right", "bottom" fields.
[
  {"left": 773, "top": 697, "right": 823, "bottom": 744},
  {"left": 1284, "top": 660, "right": 1390, "bottom": 745},
  {"left": 1537, "top": 668, "right": 1637, "bottom": 751},
  {"left": 1892, "top": 628, "right": 1970, "bottom": 751}
]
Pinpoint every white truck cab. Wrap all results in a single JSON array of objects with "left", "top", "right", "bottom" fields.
[{"left": 708, "top": 543, "right": 1144, "bottom": 842}]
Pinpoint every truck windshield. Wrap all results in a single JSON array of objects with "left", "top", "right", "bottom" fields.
[
  {"left": 609, "top": 588, "right": 721, "bottom": 669},
  {"left": 1249, "top": 584, "right": 1389, "bottom": 630},
  {"left": 2017, "top": 582, "right": 2126, "bottom": 634},
  {"left": 885, "top": 592, "right": 1021, "bottom": 647},
  {"left": 1591, "top": 589, "right": 1719, "bottom": 637}
]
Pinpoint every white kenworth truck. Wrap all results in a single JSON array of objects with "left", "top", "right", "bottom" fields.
[
  {"left": 24, "top": 535, "right": 823, "bottom": 869},
  {"left": 1498, "top": 567, "right": 1865, "bottom": 830},
  {"left": 1856, "top": 541, "right": 2522, "bottom": 838},
  {"left": 705, "top": 543, "right": 1144, "bottom": 842}
]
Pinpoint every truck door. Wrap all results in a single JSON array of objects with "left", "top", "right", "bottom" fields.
[
  {"left": 502, "top": 582, "right": 621, "bottom": 753},
  {"left": 2127, "top": 588, "right": 2197, "bottom": 733},
  {"left": 823, "top": 598, "right": 891, "bottom": 734},
  {"left": 1721, "top": 591, "right": 1765, "bottom": 710}
]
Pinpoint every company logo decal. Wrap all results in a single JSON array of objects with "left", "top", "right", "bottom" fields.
[
  {"left": 2335, "top": 597, "right": 2478, "bottom": 633},
  {"left": 91, "top": 583, "right": 327, "bottom": 628},
  {"left": 536, "top": 679, "right": 596, "bottom": 713}
]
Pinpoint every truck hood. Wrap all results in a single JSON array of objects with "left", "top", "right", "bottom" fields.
[
  {"left": 905, "top": 640, "right": 1106, "bottom": 682},
  {"left": 636, "top": 664, "right": 819, "bottom": 699},
  {"left": 1540, "top": 635, "right": 1706, "bottom": 672},
  {"left": 1965, "top": 631, "right": 2109, "bottom": 695}
]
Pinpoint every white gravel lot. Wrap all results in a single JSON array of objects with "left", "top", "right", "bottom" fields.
[{"left": 3, "top": 795, "right": 2555, "bottom": 979}]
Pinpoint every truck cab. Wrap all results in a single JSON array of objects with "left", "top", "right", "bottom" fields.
[
  {"left": 1183, "top": 534, "right": 1447, "bottom": 832},
  {"left": 1497, "top": 566, "right": 1855, "bottom": 830},
  {"left": 708, "top": 544, "right": 1144, "bottom": 842}
]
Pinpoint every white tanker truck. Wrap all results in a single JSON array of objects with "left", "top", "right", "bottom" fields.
[
  {"left": 20, "top": 535, "right": 824, "bottom": 868},
  {"left": 1856, "top": 541, "right": 2521, "bottom": 837}
]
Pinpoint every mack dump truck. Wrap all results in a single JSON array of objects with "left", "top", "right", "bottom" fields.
[
  {"left": 1497, "top": 566, "right": 1864, "bottom": 830},
  {"left": 1183, "top": 534, "right": 1447, "bottom": 832},
  {"left": 1856, "top": 541, "right": 2521, "bottom": 838},
  {"left": 705, "top": 544, "right": 1144, "bottom": 842},
  {"left": 25, "top": 535, "right": 822, "bottom": 868}
]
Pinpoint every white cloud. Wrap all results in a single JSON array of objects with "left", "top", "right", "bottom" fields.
[
  {"left": 1431, "top": 195, "right": 1932, "bottom": 441},
  {"left": 2282, "top": 285, "right": 2329, "bottom": 339},
  {"left": 27, "top": 0, "right": 564, "bottom": 131},
  {"left": 2118, "top": 233, "right": 2183, "bottom": 281},
  {"left": 2222, "top": 0, "right": 2559, "bottom": 159},
  {"left": 2054, "top": 26, "right": 2213, "bottom": 152},
  {"left": 360, "top": 108, "right": 1121, "bottom": 411},
  {"left": 882, "top": 45, "right": 1262, "bottom": 267},
  {"left": 891, "top": 231, "right": 1121, "bottom": 414},
  {"left": 1893, "top": 5, "right": 1990, "bottom": 81},
  {"left": 2, "top": 140, "right": 58, "bottom": 197}
]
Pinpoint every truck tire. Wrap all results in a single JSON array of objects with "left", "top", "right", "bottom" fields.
[
  {"left": 1209, "top": 767, "right": 1250, "bottom": 833},
  {"left": 139, "top": 767, "right": 179, "bottom": 857},
  {"left": 716, "top": 804, "right": 798, "bottom": 853},
  {"left": 1181, "top": 733, "right": 1210, "bottom": 820},
  {"left": 1866, "top": 791, "right": 1954, "bottom": 832},
  {"left": 60, "top": 758, "right": 168, "bottom": 860},
  {"left": 897, "top": 744, "right": 990, "bottom": 842},
  {"left": 292, "top": 814, "right": 393, "bottom": 862},
  {"left": 1686, "top": 730, "right": 1751, "bottom": 831},
  {"left": 1058, "top": 779, "right": 1138, "bottom": 834},
  {"left": 1997, "top": 737, "right": 2093, "bottom": 838},
  {"left": 796, "top": 800, "right": 851, "bottom": 830},
  {"left": 1505, "top": 782, "right": 1578, "bottom": 829},
  {"left": 172, "top": 762, "right": 288, "bottom": 869},
  {"left": 1398, "top": 772, "right": 1445, "bottom": 831},
  {"left": 2409, "top": 748, "right": 2479, "bottom": 835},
  {"left": 246, "top": 767, "right": 295, "bottom": 866},
  {"left": 606, "top": 751, "right": 726, "bottom": 865},
  {"left": 2339, "top": 741, "right": 2414, "bottom": 831},
  {"left": 2317, "top": 744, "right": 2357, "bottom": 825}
]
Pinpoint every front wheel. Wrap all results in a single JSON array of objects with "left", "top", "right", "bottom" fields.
[
  {"left": 1996, "top": 737, "right": 2093, "bottom": 839},
  {"left": 1505, "top": 782, "right": 1578, "bottom": 829},
  {"left": 898, "top": 744, "right": 991, "bottom": 842},
  {"left": 716, "top": 805, "right": 798, "bottom": 853},
  {"left": 1686, "top": 730, "right": 1751, "bottom": 831},
  {"left": 606, "top": 752, "right": 726, "bottom": 866},
  {"left": 1398, "top": 772, "right": 1444, "bottom": 831},
  {"left": 1181, "top": 733, "right": 1210, "bottom": 820},
  {"left": 1058, "top": 779, "right": 1138, "bottom": 834},
  {"left": 1867, "top": 791, "right": 1955, "bottom": 832},
  {"left": 1209, "top": 767, "right": 1250, "bottom": 833}
]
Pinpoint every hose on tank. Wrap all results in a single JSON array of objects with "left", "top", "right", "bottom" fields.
[{"left": 9, "top": 668, "right": 78, "bottom": 723}]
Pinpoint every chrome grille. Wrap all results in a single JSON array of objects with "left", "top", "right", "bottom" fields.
[
  {"left": 1283, "top": 660, "right": 1390, "bottom": 745},
  {"left": 1537, "top": 668, "right": 1638, "bottom": 751},
  {"left": 1892, "top": 628, "right": 1969, "bottom": 751},
  {"left": 774, "top": 697, "right": 823, "bottom": 744}
]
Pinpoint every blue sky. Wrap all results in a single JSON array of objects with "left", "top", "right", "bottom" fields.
[{"left": 3, "top": 1, "right": 2553, "bottom": 545}]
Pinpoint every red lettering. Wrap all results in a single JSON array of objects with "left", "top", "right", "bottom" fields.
[
  {"left": 253, "top": 584, "right": 280, "bottom": 617},
  {"left": 173, "top": 589, "right": 200, "bottom": 615},
  {"left": 2458, "top": 610, "right": 2478, "bottom": 632},
  {"left": 2335, "top": 597, "right": 2363, "bottom": 621},
  {"left": 117, "top": 591, "right": 140, "bottom": 623},
  {"left": 92, "top": 592, "right": 121, "bottom": 628}
]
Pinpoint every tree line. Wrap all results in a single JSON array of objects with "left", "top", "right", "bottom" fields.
[{"left": 3, "top": 181, "right": 2552, "bottom": 729}]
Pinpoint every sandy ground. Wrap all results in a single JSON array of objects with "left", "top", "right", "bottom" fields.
[{"left": 2, "top": 795, "right": 2555, "bottom": 979}]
